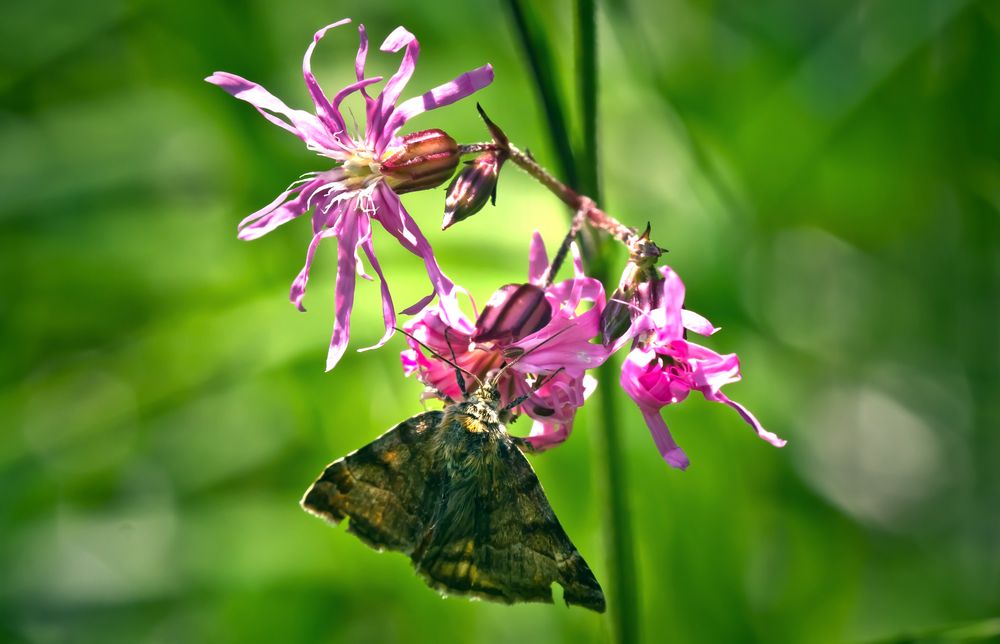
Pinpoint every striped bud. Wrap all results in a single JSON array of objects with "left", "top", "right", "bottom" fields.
[
  {"left": 472, "top": 283, "right": 552, "bottom": 344},
  {"left": 441, "top": 151, "right": 501, "bottom": 230},
  {"left": 381, "top": 129, "right": 460, "bottom": 194}
]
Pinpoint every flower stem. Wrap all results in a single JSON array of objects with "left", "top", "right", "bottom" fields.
[
  {"left": 574, "top": 0, "right": 640, "bottom": 641},
  {"left": 458, "top": 142, "right": 635, "bottom": 244},
  {"left": 500, "top": 3, "right": 640, "bottom": 639}
]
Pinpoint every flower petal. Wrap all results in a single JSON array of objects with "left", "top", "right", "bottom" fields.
[
  {"left": 713, "top": 394, "right": 787, "bottom": 448},
  {"left": 238, "top": 178, "right": 327, "bottom": 240},
  {"left": 514, "top": 323, "right": 608, "bottom": 376},
  {"left": 302, "top": 20, "right": 352, "bottom": 137},
  {"left": 205, "top": 72, "right": 339, "bottom": 153},
  {"left": 640, "top": 408, "right": 690, "bottom": 470},
  {"left": 524, "top": 421, "right": 570, "bottom": 452},
  {"left": 528, "top": 231, "right": 549, "bottom": 284},
  {"left": 382, "top": 64, "right": 494, "bottom": 143},
  {"left": 372, "top": 184, "right": 470, "bottom": 332},
  {"left": 356, "top": 215, "right": 398, "bottom": 353},
  {"left": 681, "top": 308, "right": 719, "bottom": 336},
  {"left": 377, "top": 27, "right": 419, "bottom": 116},
  {"left": 326, "top": 211, "right": 362, "bottom": 371},
  {"left": 289, "top": 226, "right": 336, "bottom": 313},
  {"left": 330, "top": 76, "right": 383, "bottom": 130}
]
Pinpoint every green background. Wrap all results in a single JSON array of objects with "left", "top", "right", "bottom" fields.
[{"left": 2, "top": 0, "right": 998, "bottom": 642}]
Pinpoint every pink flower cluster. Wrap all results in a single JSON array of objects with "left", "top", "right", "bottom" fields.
[
  {"left": 402, "top": 233, "right": 606, "bottom": 451},
  {"left": 402, "top": 234, "right": 785, "bottom": 468},
  {"left": 210, "top": 18, "right": 784, "bottom": 468}
]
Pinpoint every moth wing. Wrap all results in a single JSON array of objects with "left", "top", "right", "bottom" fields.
[
  {"left": 301, "top": 411, "right": 443, "bottom": 553},
  {"left": 415, "top": 439, "right": 607, "bottom": 613}
]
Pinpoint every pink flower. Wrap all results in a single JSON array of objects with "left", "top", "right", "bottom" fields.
[
  {"left": 207, "top": 19, "right": 493, "bottom": 370},
  {"left": 401, "top": 233, "right": 609, "bottom": 450},
  {"left": 620, "top": 267, "right": 786, "bottom": 469}
]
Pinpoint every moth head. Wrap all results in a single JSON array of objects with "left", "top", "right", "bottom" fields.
[{"left": 469, "top": 381, "right": 502, "bottom": 408}]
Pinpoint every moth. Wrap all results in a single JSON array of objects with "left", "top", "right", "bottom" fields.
[{"left": 300, "top": 334, "right": 606, "bottom": 612}]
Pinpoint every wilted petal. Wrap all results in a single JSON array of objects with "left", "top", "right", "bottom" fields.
[{"left": 683, "top": 342, "right": 742, "bottom": 394}]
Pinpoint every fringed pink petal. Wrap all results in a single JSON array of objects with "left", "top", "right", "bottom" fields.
[
  {"left": 376, "top": 27, "right": 419, "bottom": 124},
  {"left": 356, "top": 216, "right": 398, "bottom": 353},
  {"left": 205, "top": 72, "right": 339, "bottom": 153},
  {"left": 714, "top": 394, "right": 787, "bottom": 448},
  {"left": 524, "top": 421, "right": 570, "bottom": 452},
  {"left": 289, "top": 226, "right": 337, "bottom": 312},
  {"left": 302, "top": 20, "right": 352, "bottom": 136},
  {"left": 570, "top": 239, "right": 586, "bottom": 279},
  {"left": 325, "top": 211, "right": 362, "bottom": 372},
  {"left": 372, "top": 184, "right": 470, "bottom": 332},
  {"left": 238, "top": 179, "right": 328, "bottom": 240},
  {"left": 331, "top": 76, "right": 383, "bottom": 129},
  {"left": 382, "top": 64, "right": 494, "bottom": 146},
  {"left": 640, "top": 408, "right": 690, "bottom": 470},
  {"left": 527, "top": 231, "right": 549, "bottom": 284},
  {"left": 681, "top": 308, "right": 719, "bottom": 336},
  {"left": 361, "top": 26, "right": 418, "bottom": 151}
]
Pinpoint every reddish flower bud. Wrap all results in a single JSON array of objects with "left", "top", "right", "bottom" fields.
[
  {"left": 472, "top": 283, "right": 552, "bottom": 344},
  {"left": 381, "top": 129, "right": 460, "bottom": 194},
  {"left": 441, "top": 151, "right": 502, "bottom": 230}
]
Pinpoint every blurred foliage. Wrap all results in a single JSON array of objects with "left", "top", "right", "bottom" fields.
[{"left": 1, "top": 0, "right": 999, "bottom": 643}]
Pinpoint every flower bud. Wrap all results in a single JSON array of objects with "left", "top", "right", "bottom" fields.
[
  {"left": 472, "top": 283, "right": 552, "bottom": 344},
  {"left": 441, "top": 151, "right": 501, "bottom": 230},
  {"left": 381, "top": 129, "right": 460, "bottom": 194}
]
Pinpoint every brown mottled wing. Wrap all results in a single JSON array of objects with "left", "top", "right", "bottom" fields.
[
  {"left": 300, "top": 411, "right": 443, "bottom": 553},
  {"left": 414, "top": 436, "right": 606, "bottom": 613}
]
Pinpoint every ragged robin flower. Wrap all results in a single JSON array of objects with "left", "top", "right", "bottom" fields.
[
  {"left": 207, "top": 18, "right": 493, "bottom": 370},
  {"left": 618, "top": 266, "right": 786, "bottom": 469},
  {"left": 401, "top": 232, "right": 609, "bottom": 450}
]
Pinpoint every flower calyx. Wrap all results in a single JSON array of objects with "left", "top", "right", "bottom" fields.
[
  {"left": 381, "top": 129, "right": 461, "bottom": 194},
  {"left": 600, "top": 223, "right": 667, "bottom": 345}
]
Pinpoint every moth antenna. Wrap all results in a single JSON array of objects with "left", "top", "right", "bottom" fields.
[
  {"left": 395, "top": 327, "right": 484, "bottom": 390},
  {"left": 443, "top": 327, "right": 468, "bottom": 397},
  {"left": 490, "top": 325, "right": 574, "bottom": 386},
  {"left": 501, "top": 366, "right": 566, "bottom": 412}
]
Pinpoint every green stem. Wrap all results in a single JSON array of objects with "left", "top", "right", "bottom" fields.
[
  {"left": 575, "top": 2, "right": 639, "bottom": 642},
  {"left": 592, "top": 357, "right": 639, "bottom": 644},
  {"left": 503, "top": 3, "right": 640, "bottom": 639}
]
